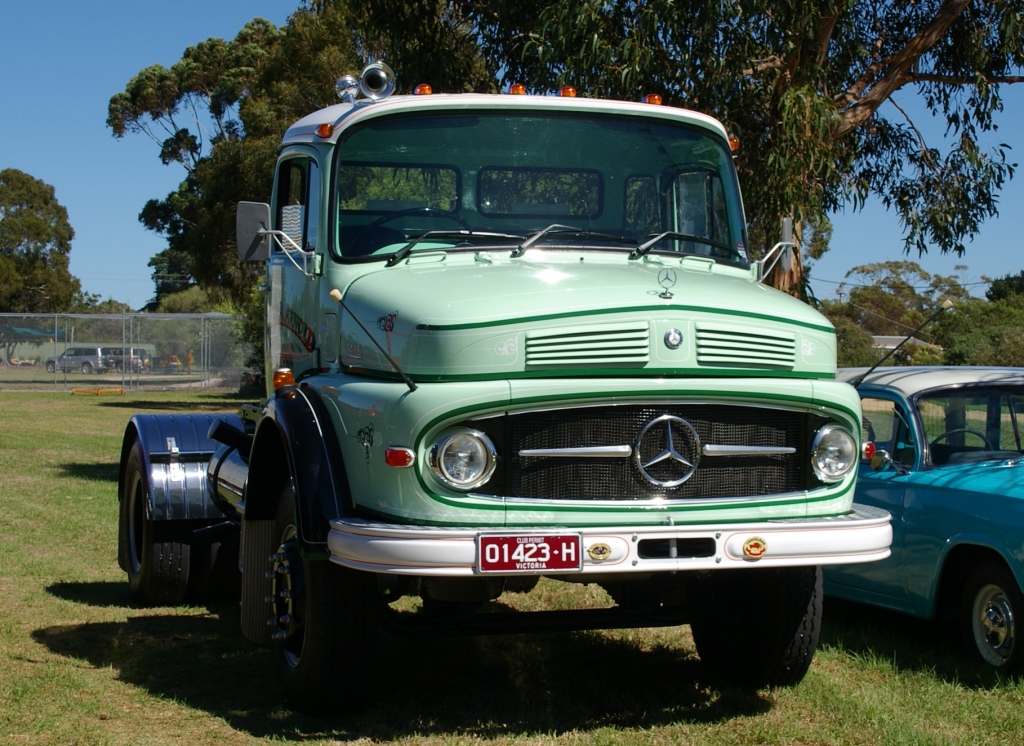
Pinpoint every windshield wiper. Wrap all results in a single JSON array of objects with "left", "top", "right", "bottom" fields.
[
  {"left": 386, "top": 230, "right": 524, "bottom": 267},
  {"left": 512, "top": 224, "right": 636, "bottom": 258},
  {"left": 629, "top": 231, "right": 743, "bottom": 261}
]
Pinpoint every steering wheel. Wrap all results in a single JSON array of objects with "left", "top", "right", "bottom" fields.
[
  {"left": 930, "top": 428, "right": 993, "bottom": 449},
  {"left": 358, "top": 207, "right": 468, "bottom": 235}
]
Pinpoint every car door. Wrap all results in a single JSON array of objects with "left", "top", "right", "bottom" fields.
[{"left": 826, "top": 392, "right": 919, "bottom": 609}]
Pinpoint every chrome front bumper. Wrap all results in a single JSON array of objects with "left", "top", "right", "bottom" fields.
[{"left": 327, "top": 504, "right": 892, "bottom": 576}]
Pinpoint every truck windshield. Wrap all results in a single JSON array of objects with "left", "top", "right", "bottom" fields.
[{"left": 332, "top": 111, "right": 747, "bottom": 265}]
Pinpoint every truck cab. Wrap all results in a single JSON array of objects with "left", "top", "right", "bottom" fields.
[{"left": 118, "top": 63, "right": 891, "bottom": 714}]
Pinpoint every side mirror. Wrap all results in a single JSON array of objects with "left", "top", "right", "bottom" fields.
[
  {"left": 237, "top": 201, "right": 272, "bottom": 262},
  {"left": 869, "top": 451, "right": 891, "bottom": 471},
  {"left": 870, "top": 449, "right": 910, "bottom": 475}
]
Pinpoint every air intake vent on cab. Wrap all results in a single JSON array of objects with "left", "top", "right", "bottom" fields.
[
  {"left": 526, "top": 322, "right": 650, "bottom": 367},
  {"left": 695, "top": 322, "right": 796, "bottom": 368}
]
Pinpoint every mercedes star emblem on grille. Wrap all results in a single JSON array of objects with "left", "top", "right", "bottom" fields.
[{"left": 634, "top": 414, "right": 700, "bottom": 487}]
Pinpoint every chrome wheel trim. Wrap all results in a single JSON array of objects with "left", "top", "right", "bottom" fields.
[
  {"left": 973, "top": 582, "right": 1016, "bottom": 666},
  {"left": 270, "top": 524, "right": 304, "bottom": 669}
]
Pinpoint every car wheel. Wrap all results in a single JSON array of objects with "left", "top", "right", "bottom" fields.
[
  {"left": 46, "top": 362, "right": 55, "bottom": 373},
  {"left": 691, "top": 565, "right": 822, "bottom": 688},
  {"left": 269, "top": 488, "right": 379, "bottom": 714},
  {"left": 81, "top": 362, "right": 93, "bottom": 374},
  {"left": 961, "top": 562, "right": 1024, "bottom": 673},
  {"left": 120, "top": 440, "right": 191, "bottom": 605}
]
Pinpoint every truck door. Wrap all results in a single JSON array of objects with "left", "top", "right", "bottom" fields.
[{"left": 267, "top": 152, "right": 322, "bottom": 382}]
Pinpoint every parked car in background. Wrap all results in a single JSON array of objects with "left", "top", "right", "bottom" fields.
[
  {"left": 825, "top": 366, "right": 1024, "bottom": 673},
  {"left": 44, "top": 347, "right": 106, "bottom": 374},
  {"left": 101, "top": 347, "right": 150, "bottom": 373}
]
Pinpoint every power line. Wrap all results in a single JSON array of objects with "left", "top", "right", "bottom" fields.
[{"left": 812, "top": 276, "right": 992, "bottom": 290}]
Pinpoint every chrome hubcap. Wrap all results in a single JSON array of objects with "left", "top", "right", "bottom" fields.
[
  {"left": 268, "top": 525, "right": 305, "bottom": 667},
  {"left": 974, "top": 583, "right": 1015, "bottom": 665}
]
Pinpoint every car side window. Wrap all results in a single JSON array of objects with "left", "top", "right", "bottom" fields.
[
  {"left": 919, "top": 389, "right": 1024, "bottom": 464},
  {"left": 862, "top": 397, "right": 916, "bottom": 466}
]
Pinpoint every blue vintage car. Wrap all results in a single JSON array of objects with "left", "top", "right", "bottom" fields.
[{"left": 825, "top": 366, "right": 1024, "bottom": 673}]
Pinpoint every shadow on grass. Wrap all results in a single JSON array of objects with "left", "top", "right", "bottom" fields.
[
  {"left": 33, "top": 593, "right": 772, "bottom": 741},
  {"left": 820, "top": 597, "right": 1011, "bottom": 688},
  {"left": 58, "top": 462, "right": 119, "bottom": 483},
  {"left": 48, "top": 581, "right": 134, "bottom": 608}
]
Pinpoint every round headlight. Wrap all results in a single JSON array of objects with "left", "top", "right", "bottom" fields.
[
  {"left": 811, "top": 424, "right": 857, "bottom": 482},
  {"left": 430, "top": 431, "right": 496, "bottom": 490}
]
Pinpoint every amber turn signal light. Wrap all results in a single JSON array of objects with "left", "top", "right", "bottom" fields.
[{"left": 273, "top": 368, "right": 296, "bottom": 390}]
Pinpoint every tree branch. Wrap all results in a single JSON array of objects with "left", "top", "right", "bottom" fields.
[
  {"left": 742, "top": 56, "right": 785, "bottom": 76},
  {"left": 836, "top": 0, "right": 969, "bottom": 138},
  {"left": 907, "top": 73, "right": 1024, "bottom": 85},
  {"left": 814, "top": 0, "right": 849, "bottom": 68},
  {"left": 888, "top": 96, "right": 940, "bottom": 172}
]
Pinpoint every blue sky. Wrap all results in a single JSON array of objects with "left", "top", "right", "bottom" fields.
[
  {"left": 1, "top": 1, "right": 1022, "bottom": 310},
  {"left": 0, "top": 1, "right": 295, "bottom": 310}
]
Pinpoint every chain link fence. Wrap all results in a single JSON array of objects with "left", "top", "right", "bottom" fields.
[{"left": 0, "top": 313, "right": 252, "bottom": 392}]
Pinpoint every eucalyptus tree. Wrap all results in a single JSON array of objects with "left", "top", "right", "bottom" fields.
[
  {"left": 460, "top": 0, "right": 1024, "bottom": 295},
  {"left": 108, "top": 2, "right": 495, "bottom": 311},
  {"left": 0, "top": 168, "right": 79, "bottom": 314}
]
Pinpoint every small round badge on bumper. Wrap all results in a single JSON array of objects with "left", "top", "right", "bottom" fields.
[{"left": 742, "top": 536, "right": 767, "bottom": 559}]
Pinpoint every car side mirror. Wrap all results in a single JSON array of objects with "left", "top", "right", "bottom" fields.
[
  {"left": 237, "top": 201, "right": 272, "bottom": 262},
  {"left": 870, "top": 449, "right": 910, "bottom": 476}
]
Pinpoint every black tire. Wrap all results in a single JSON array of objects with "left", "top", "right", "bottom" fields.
[
  {"left": 120, "top": 441, "right": 191, "bottom": 605},
  {"left": 270, "top": 490, "right": 379, "bottom": 714},
  {"left": 690, "top": 565, "right": 822, "bottom": 688},
  {"left": 46, "top": 362, "right": 56, "bottom": 373},
  {"left": 81, "top": 362, "right": 93, "bottom": 374},
  {"left": 961, "top": 562, "right": 1024, "bottom": 673}
]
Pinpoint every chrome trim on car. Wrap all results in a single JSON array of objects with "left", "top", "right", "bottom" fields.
[
  {"left": 703, "top": 445, "right": 797, "bottom": 456},
  {"left": 519, "top": 445, "right": 632, "bottom": 458}
]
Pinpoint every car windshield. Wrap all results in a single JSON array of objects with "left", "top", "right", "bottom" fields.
[
  {"left": 917, "top": 385, "right": 1024, "bottom": 466},
  {"left": 332, "top": 111, "right": 747, "bottom": 264}
]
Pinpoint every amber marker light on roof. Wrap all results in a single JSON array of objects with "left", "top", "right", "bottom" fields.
[
  {"left": 316, "top": 123, "right": 334, "bottom": 138},
  {"left": 273, "top": 368, "right": 296, "bottom": 390},
  {"left": 509, "top": 83, "right": 527, "bottom": 95},
  {"left": 414, "top": 83, "right": 433, "bottom": 95},
  {"left": 728, "top": 134, "right": 741, "bottom": 152},
  {"left": 642, "top": 93, "right": 663, "bottom": 105},
  {"left": 559, "top": 86, "right": 576, "bottom": 97}
]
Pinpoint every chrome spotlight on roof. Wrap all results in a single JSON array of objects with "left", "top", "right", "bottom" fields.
[
  {"left": 335, "top": 62, "right": 396, "bottom": 103},
  {"left": 335, "top": 75, "right": 359, "bottom": 103}
]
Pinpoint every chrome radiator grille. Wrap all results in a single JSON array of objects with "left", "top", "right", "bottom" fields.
[{"left": 499, "top": 404, "right": 805, "bottom": 501}]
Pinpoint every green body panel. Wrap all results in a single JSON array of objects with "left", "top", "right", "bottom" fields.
[{"left": 328, "top": 252, "right": 836, "bottom": 382}]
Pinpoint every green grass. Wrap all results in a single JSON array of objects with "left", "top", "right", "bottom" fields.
[{"left": 2, "top": 391, "right": 1024, "bottom": 744}]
